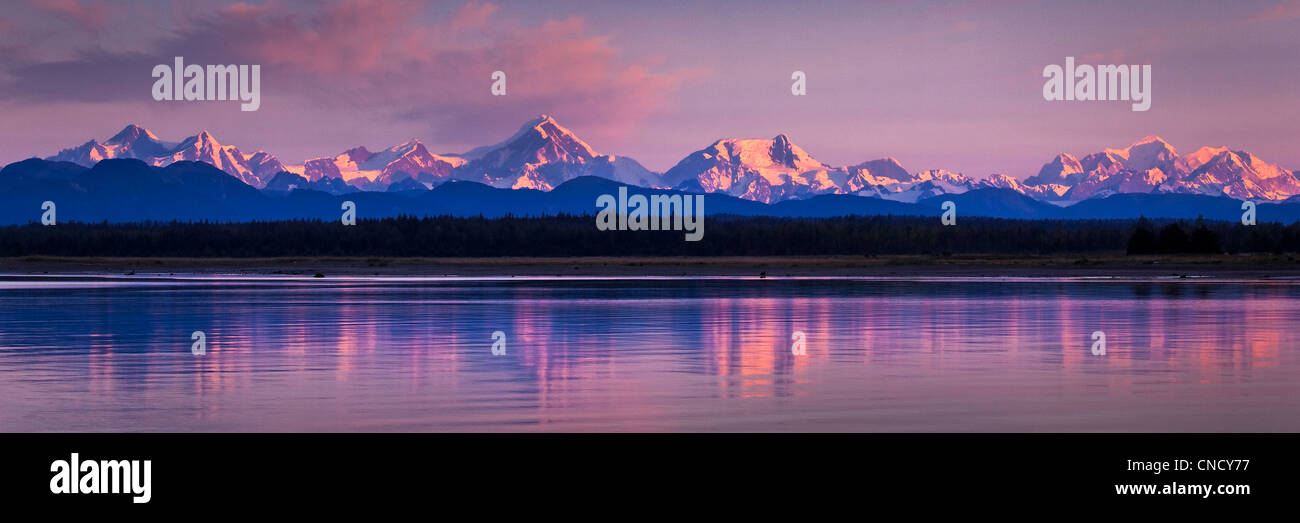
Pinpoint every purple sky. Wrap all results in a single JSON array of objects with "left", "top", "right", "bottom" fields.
[{"left": 0, "top": 0, "right": 1297, "bottom": 177}]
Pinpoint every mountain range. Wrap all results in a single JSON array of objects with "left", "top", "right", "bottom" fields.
[
  {"left": 3, "top": 116, "right": 1296, "bottom": 224},
  {"left": 48, "top": 124, "right": 286, "bottom": 187},
  {"left": 36, "top": 117, "right": 1300, "bottom": 205}
]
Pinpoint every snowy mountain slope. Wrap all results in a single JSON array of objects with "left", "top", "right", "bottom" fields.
[
  {"left": 449, "top": 115, "right": 657, "bottom": 191},
  {"left": 300, "top": 140, "right": 466, "bottom": 189},
  {"left": 46, "top": 125, "right": 284, "bottom": 187},
  {"left": 662, "top": 135, "right": 981, "bottom": 204},
  {"left": 40, "top": 124, "right": 1300, "bottom": 205},
  {"left": 1024, "top": 136, "right": 1300, "bottom": 202}
]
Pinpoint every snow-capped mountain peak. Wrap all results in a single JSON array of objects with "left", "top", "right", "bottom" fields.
[
  {"left": 665, "top": 134, "right": 975, "bottom": 204},
  {"left": 160, "top": 129, "right": 269, "bottom": 186},
  {"left": 981, "top": 173, "right": 1071, "bottom": 200},
  {"left": 845, "top": 157, "right": 913, "bottom": 186},
  {"left": 1183, "top": 146, "right": 1229, "bottom": 171},
  {"left": 106, "top": 124, "right": 163, "bottom": 146},
  {"left": 531, "top": 115, "right": 597, "bottom": 156},
  {"left": 1023, "top": 136, "right": 1300, "bottom": 202},
  {"left": 701, "top": 135, "right": 826, "bottom": 174},
  {"left": 1107, "top": 135, "right": 1174, "bottom": 154},
  {"left": 46, "top": 125, "right": 282, "bottom": 187},
  {"left": 872, "top": 168, "right": 976, "bottom": 202},
  {"left": 459, "top": 114, "right": 598, "bottom": 163},
  {"left": 177, "top": 130, "right": 218, "bottom": 152},
  {"left": 37, "top": 124, "right": 1300, "bottom": 205},
  {"left": 660, "top": 133, "right": 836, "bottom": 202},
  {"left": 1103, "top": 135, "right": 1178, "bottom": 172},
  {"left": 1025, "top": 153, "right": 1084, "bottom": 186},
  {"left": 450, "top": 115, "right": 653, "bottom": 191},
  {"left": 299, "top": 137, "right": 465, "bottom": 189}
]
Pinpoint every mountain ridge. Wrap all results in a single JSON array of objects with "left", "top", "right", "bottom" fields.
[
  {"left": 36, "top": 120, "right": 1299, "bottom": 206},
  {"left": 7, "top": 158, "right": 1300, "bottom": 226}
]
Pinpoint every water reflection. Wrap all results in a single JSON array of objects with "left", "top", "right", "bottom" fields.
[{"left": 0, "top": 277, "right": 1297, "bottom": 431}]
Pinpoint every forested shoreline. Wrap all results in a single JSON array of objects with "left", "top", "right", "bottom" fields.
[{"left": 0, "top": 215, "right": 1296, "bottom": 258}]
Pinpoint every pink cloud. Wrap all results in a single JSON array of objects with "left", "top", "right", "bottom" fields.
[
  {"left": 448, "top": 0, "right": 499, "bottom": 31},
  {"left": 26, "top": 0, "right": 106, "bottom": 32},
  {"left": 1081, "top": 49, "right": 1129, "bottom": 64},
  {"left": 1246, "top": 0, "right": 1300, "bottom": 21},
  {"left": 216, "top": 2, "right": 273, "bottom": 18},
  {"left": 1, "top": 0, "right": 699, "bottom": 146}
]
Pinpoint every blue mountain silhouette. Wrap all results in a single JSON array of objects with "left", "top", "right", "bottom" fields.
[{"left": 3, "top": 158, "right": 1298, "bottom": 224}]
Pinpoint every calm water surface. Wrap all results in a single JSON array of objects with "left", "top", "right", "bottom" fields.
[{"left": 0, "top": 275, "right": 1297, "bottom": 432}]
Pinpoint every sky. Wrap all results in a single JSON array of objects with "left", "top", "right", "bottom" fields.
[{"left": 0, "top": 0, "right": 1297, "bottom": 178}]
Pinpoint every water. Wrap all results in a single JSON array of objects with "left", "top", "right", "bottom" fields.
[{"left": 0, "top": 275, "right": 1297, "bottom": 432}]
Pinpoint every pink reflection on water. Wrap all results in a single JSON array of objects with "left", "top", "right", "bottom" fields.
[{"left": 2, "top": 277, "right": 1299, "bottom": 431}]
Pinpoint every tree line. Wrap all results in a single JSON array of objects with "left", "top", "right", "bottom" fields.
[{"left": 0, "top": 215, "right": 1296, "bottom": 258}]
